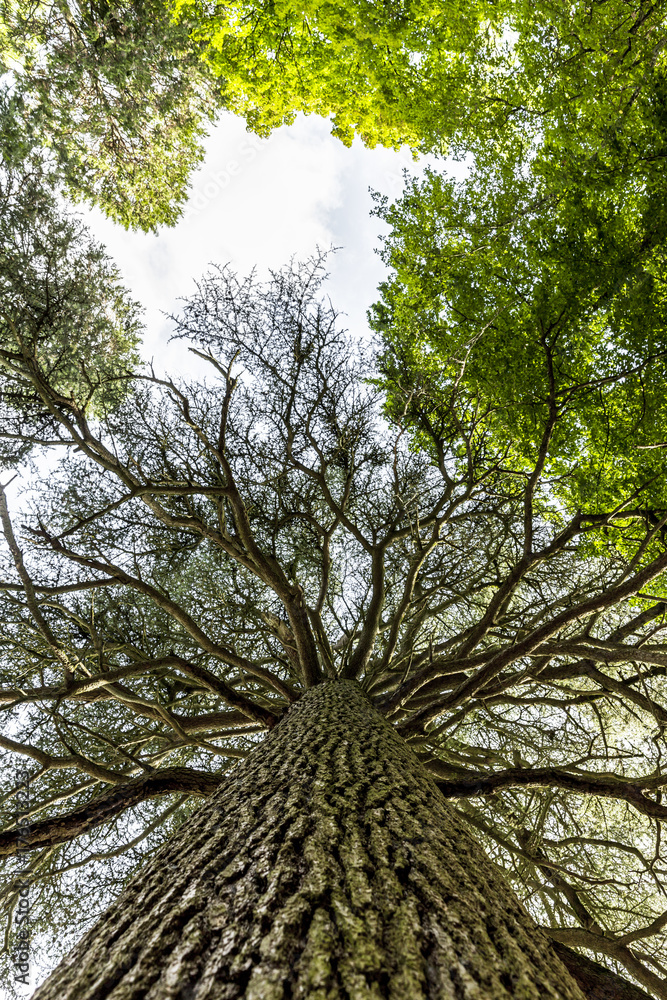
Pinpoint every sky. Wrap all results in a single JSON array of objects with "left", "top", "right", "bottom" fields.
[
  {"left": 79, "top": 110, "right": 446, "bottom": 376},
  {"left": 5, "top": 109, "right": 451, "bottom": 515}
]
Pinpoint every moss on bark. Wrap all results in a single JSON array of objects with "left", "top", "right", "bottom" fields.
[{"left": 32, "top": 681, "right": 586, "bottom": 1000}]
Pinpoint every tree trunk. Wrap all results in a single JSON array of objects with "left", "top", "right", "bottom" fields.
[{"left": 32, "top": 680, "right": 586, "bottom": 1000}]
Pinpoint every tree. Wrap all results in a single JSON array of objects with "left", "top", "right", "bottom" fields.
[
  {"left": 173, "top": 0, "right": 665, "bottom": 156},
  {"left": 3, "top": 0, "right": 664, "bottom": 229},
  {"left": 0, "top": 139, "right": 143, "bottom": 464},
  {"left": 0, "top": 259, "right": 666, "bottom": 997},
  {"left": 0, "top": 0, "right": 218, "bottom": 230}
]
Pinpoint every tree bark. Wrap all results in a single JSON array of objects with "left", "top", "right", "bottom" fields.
[{"left": 32, "top": 680, "right": 587, "bottom": 1000}]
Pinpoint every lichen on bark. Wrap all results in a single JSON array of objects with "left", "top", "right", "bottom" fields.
[{"left": 32, "top": 681, "right": 586, "bottom": 1000}]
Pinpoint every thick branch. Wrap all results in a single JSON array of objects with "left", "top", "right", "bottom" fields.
[
  {"left": 428, "top": 764, "right": 667, "bottom": 822},
  {"left": 344, "top": 547, "right": 386, "bottom": 680},
  {"left": 547, "top": 928, "right": 667, "bottom": 1000},
  {"left": 0, "top": 767, "right": 222, "bottom": 857},
  {"left": 551, "top": 941, "right": 654, "bottom": 1000}
]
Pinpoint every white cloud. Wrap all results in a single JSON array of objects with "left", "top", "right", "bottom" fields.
[
  {"left": 80, "top": 111, "right": 440, "bottom": 375},
  {"left": 4, "top": 113, "right": 447, "bottom": 509}
]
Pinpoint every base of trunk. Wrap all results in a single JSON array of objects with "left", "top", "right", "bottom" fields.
[{"left": 33, "top": 681, "right": 585, "bottom": 1000}]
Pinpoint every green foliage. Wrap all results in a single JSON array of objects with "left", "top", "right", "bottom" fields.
[
  {"left": 175, "top": 0, "right": 491, "bottom": 150},
  {"left": 175, "top": 0, "right": 664, "bottom": 159},
  {"left": 370, "top": 79, "right": 667, "bottom": 564},
  {"left": 1, "top": 0, "right": 663, "bottom": 229},
  {"left": 0, "top": 0, "right": 216, "bottom": 229},
  {"left": 505, "top": 1, "right": 667, "bottom": 166},
  {"left": 0, "top": 140, "right": 143, "bottom": 462}
]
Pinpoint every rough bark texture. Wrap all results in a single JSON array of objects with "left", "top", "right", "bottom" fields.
[{"left": 32, "top": 680, "right": 587, "bottom": 1000}]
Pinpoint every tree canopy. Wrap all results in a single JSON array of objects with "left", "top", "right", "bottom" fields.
[
  {"left": 182, "top": 0, "right": 666, "bottom": 160},
  {"left": 3, "top": 0, "right": 667, "bottom": 994},
  {"left": 0, "top": 137, "right": 143, "bottom": 467},
  {"left": 2, "top": 0, "right": 664, "bottom": 228},
  {"left": 370, "top": 149, "right": 667, "bottom": 538},
  {"left": 1, "top": 259, "right": 667, "bottom": 996},
  {"left": 0, "top": 0, "right": 217, "bottom": 229}
]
